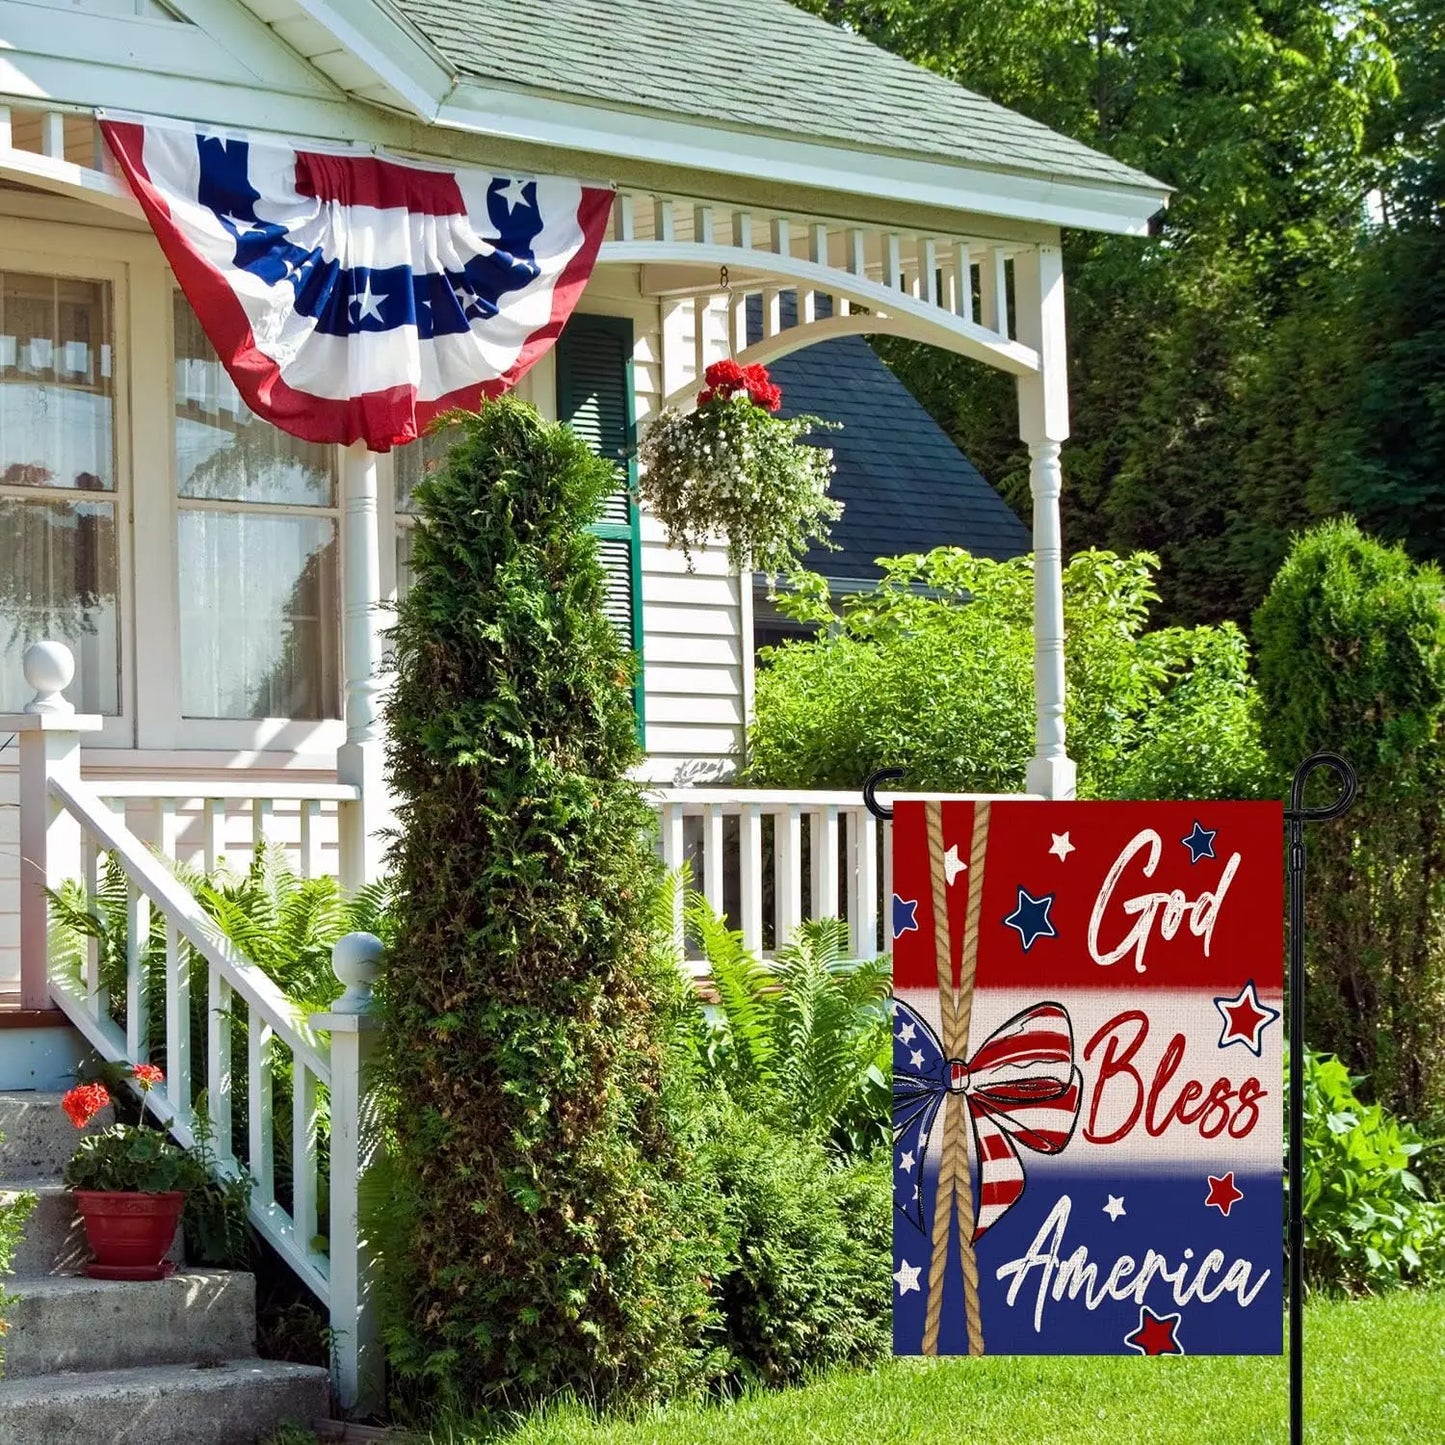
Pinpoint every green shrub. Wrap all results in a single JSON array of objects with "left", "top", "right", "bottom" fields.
[
  {"left": 701, "top": 1098, "right": 891, "bottom": 1388},
  {"left": 378, "top": 398, "right": 720, "bottom": 1414},
  {"left": 748, "top": 547, "right": 1268, "bottom": 801},
  {"left": 1255, "top": 518, "right": 1445, "bottom": 1120},
  {"left": 1299, "top": 1050, "right": 1445, "bottom": 1292}
]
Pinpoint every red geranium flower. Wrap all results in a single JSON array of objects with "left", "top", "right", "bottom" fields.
[
  {"left": 740, "top": 363, "right": 783, "bottom": 411},
  {"left": 131, "top": 1064, "right": 164, "bottom": 1090},
  {"left": 703, "top": 358, "right": 746, "bottom": 392},
  {"left": 61, "top": 1082, "right": 111, "bottom": 1129}
]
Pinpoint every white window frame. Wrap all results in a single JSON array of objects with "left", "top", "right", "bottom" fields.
[
  {"left": 0, "top": 238, "right": 134, "bottom": 747},
  {"left": 165, "top": 285, "right": 345, "bottom": 753}
]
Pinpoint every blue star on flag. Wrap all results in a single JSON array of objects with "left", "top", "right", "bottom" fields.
[
  {"left": 1003, "top": 887, "right": 1057, "bottom": 951},
  {"left": 1181, "top": 820, "right": 1217, "bottom": 863},
  {"left": 892, "top": 893, "right": 919, "bottom": 940}
]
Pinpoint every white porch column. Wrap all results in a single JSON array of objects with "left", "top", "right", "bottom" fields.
[
  {"left": 337, "top": 441, "right": 391, "bottom": 887},
  {"left": 1014, "top": 243, "right": 1077, "bottom": 800},
  {"left": 5, "top": 643, "right": 102, "bottom": 1009},
  {"left": 312, "top": 932, "right": 384, "bottom": 1415}
]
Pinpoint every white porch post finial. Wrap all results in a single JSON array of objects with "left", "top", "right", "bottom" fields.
[
  {"left": 23, "top": 639, "right": 77, "bottom": 715},
  {"left": 1014, "top": 243, "right": 1077, "bottom": 800},
  {"left": 337, "top": 441, "right": 392, "bottom": 888}
]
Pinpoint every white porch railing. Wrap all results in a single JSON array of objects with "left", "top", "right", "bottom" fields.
[
  {"left": 654, "top": 788, "right": 886, "bottom": 967},
  {"left": 4, "top": 644, "right": 382, "bottom": 1415}
]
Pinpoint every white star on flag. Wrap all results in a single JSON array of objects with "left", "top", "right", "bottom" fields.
[
  {"left": 944, "top": 844, "right": 966, "bottom": 885},
  {"left": 893, "top": 1259, "right": 921, "bottom": 1296},
  {"left": 351, "top": 283, "right": 387, "bottom": 323},
  {"left": 909, "top": 1049, "right": 925, "bottom": 1069},
  {"left": 899, "top": 1150, "right": 915, "bottom": 1174},
  {"left": 1050, "top": 831, "right": 1076, "bottom": 860},
  {"left": 897, "top": 1020, "right": 916, "bottom": 1044},
  {"left": 1103, "top": 1194, "right": 1126, "bottom": 1221},
  {"left": 497, "top": 177, "right": 531, "bottom": 211}
]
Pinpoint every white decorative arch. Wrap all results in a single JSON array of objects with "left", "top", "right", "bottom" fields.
[
  {"left": 598, "top": 238, "right": 1039, "bottom": 382},
  {"left": 657, "top": 312, "right": 1014, "bottom": 413}
]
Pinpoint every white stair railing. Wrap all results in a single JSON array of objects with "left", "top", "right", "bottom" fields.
[{"left": 3, "top": 642, "right": 382, "bottom": 1414}]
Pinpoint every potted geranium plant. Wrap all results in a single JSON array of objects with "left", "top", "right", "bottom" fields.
[
  {"left": 61, "top": 1065, "right": 203, "bottom": 1280},
  {"left": 638, "top": 358, "right": 841, "bottom": 575}
]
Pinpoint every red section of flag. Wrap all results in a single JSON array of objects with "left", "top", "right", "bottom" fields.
[
  {"left": 293, "top": 152, "right": 466, "bottom": 215},
  {"left": 891, "top": 801, "right": 1283, "bottom": 993}
]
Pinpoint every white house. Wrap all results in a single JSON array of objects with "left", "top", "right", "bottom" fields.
[{"left": 0, "top": 0, "right": 1168, "bottom": 1423}]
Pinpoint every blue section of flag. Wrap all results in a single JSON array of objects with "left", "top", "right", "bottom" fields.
[
  {"left": 193, "top": 136, "right": 543, "bottom": 339},
  {"left": 892, "top": 1166, "right": 1282, "bottom": 1355}
]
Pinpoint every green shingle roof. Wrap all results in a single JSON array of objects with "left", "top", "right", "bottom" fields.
[{"left": 397, "top": 0, "right": 1163, "bottom": 195}]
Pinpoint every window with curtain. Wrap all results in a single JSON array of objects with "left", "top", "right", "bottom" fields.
[
  {"left": 172, "top": 294, "right": 341, "bottom": 720},
  {"left": 0, "top": 270, "right": 120, "bottom": 714}
]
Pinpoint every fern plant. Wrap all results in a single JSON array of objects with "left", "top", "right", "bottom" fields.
[{"left": 686, "top": 894, "right": 891, "bottom": 1157}]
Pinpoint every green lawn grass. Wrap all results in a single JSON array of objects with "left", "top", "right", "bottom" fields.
[{"left": 459, "top": 1293, "right": 1445, "bottom": 1445}]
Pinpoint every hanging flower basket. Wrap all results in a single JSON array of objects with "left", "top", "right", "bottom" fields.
[{"left": 639, "top": 359, "right": 841, "bottom": 575}]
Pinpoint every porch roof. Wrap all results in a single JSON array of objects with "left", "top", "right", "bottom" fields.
[{"left": 393, "top": 0, "right": 1165, "bottom": 211}]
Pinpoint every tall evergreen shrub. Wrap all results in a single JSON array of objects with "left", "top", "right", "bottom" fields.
[
  {"left": 1254, "top": 518, "right": 1445, "bottom": 1121},
  {"left": 379, "top": 398, "right": 720, "bottom": 1413}
]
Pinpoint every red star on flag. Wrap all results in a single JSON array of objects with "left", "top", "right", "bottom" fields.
[
  {"left": 1124, "top": 1306, "right": 1185, "bottom": 1357},
  {"left": 1213, "top": 979, "right": 1281, "bottom": 1055},
  {"left": 1205, "top": 1171, "right": 1245, "bottom": 1217}
]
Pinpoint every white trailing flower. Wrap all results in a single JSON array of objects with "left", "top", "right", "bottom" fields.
[{"left": 638, "top": 392, "right": 842, "bottom": 576}]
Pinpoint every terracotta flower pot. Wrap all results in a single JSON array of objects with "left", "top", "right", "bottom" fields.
[{"left": 72, "top": 1189, "right": 184, "bottom": 1281}]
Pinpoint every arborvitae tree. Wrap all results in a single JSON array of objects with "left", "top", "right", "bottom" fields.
[
  {"left": 378, "top": 398, "right": 720, "bottom": 1414},
  {"left": 1254, "top": 519, "right": 1445, "bottom": 1123}
]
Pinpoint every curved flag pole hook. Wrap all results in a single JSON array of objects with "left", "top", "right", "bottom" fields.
[
  {"left": 1284, "top": 750, "right": 1357, "bottom": 1445},
  {"left": 862, "top": 767, "right": 906, "bottom": 822}
]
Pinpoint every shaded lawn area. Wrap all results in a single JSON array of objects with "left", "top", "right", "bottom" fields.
[{"left": 476, "top": 1292, "right": 1445, "bottom": 1445}]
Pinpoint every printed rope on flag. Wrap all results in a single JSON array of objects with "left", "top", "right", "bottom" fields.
[
  {"left": 101, "top": 113, "right": 615, "bottom": 451},
  {"left": 891, "top": 798, "right": 1284, "bottom": 1357}
]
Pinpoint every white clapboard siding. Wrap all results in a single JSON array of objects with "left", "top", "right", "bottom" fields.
[{"left": 585, "top": 271, "right": 747, "bottom": 785}]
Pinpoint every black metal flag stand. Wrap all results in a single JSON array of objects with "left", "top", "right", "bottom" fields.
[{"left": 1285, "top": 753, "right": 1357, "bottom": 1445}]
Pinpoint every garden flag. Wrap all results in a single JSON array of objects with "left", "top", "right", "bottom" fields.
[
  {"left": 892, "top": 799, "right": 1284, "bottom": 1356},
  {"left": 101, "top": 113, "right": 614, "bottom": 451}
]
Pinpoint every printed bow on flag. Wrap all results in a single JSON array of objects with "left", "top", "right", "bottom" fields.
[
  {"left": 893, "top": 1000, "right": 1082, "bottom": 1240},
  {"left": 100, "top": 112, "right": 614, "bottom": 451}
]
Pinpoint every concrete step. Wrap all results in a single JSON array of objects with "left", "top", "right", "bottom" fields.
[
  {"left": 0, "top": 1359, "right": 331, "bottom": 1444},
  {"left": 1, "top": 1180, "right": 186, "bottom": 1278},
  {"left": 0, "top": 1180, "right": 88, "bottom": 1277},
  {"left": 3, "top": 1270, "right": 256, "bottom": 1379},
  {"left": 0, "top": 1091, "right": 113, "bottom": 1181}
]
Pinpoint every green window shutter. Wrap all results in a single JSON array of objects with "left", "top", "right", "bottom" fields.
[{"left": 554, "top": 314, "right": 645, "bottom": 732}]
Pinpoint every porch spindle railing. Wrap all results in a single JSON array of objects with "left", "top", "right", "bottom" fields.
[
  {"left": 2, "top": 642, "right": 382, "bottom": 1414},
  {"left": 652, "top": 788, "right": 888, "bottom": 968}
]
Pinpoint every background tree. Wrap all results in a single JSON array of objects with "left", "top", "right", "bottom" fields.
[{"left": 796, "top": 0, "right": 1405, "bottom": 624}]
